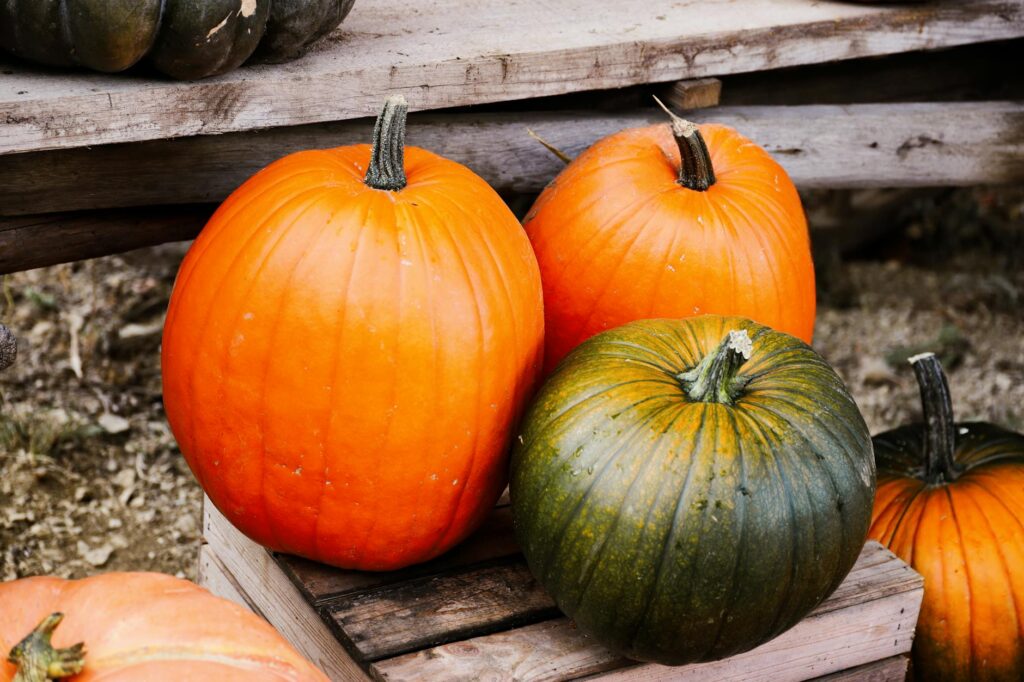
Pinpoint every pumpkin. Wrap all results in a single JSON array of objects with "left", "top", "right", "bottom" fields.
[
  {"left": 868, "top": 353, "right": 1024, "bottom": 681},
  {"left": 523, "top": 102, "right": 815, "bottom": 374},
  {"left": 161, "top": 96, "right": 544, "bottom": 571},
  {"left": 0, "top": 324, "right": 15, "bottom": 371},
  {"left": 510, "top": 315, "right": 874, "bottom": 665},
  {"left": 0, "top": 0, "right": 355, "bottom": 80},
  {"left": 0, "top": 572, "right": 326, "bottom": 681}
]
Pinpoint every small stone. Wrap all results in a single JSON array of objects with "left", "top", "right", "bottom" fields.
[
  {"left": 99, "top": 413, "right": 131, "bottom": 435},
  {"left": 78, "top": 541, "right": 114, "bottom": 567},
  {"left": 994, "top": 373, "right": 1012, "bottom": 392}
]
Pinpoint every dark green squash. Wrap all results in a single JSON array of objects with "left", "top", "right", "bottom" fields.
[
  {"left": 0, "top": 0, "right": 355, "bottom": 80},
  {"left": 510, "top": 315, "right": 875, "bottom": 665}
]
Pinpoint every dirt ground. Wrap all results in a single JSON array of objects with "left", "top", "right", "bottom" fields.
[{"left": 0, "top": 187, "right": 1021, "bottom": 582}]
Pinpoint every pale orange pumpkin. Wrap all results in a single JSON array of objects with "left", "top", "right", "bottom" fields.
[
  {"left": 524, "top": 103, "right": 815, "bottom": 373},
  {"left": 161, "top": 96, "right": 544, "bottom": 571},
  {"left": 1, "top": 572, "right": 326, "bottom": 681}
]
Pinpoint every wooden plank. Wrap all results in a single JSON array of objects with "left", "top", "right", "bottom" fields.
[
  {"left": 202, "top": 499, "right": 368, "bottom": 682},
  {"left": 369, "top": 542, "right": 923, "bottom": 682},
  {"left": 2, "top": 0, "right": 1021, "bottom": 155},
  {"left": 814, "top": 655, "right": 909, "bottom": 682},
  {"left": 0, "top": 206, "right": 209, "bottom": 274},
  {"left": 197, "top": 544, "right": 257, "bottom": 614},
  {"left": 326, "top": 559, "right": 560, "bottom": 661},
  {"left": 660, "top": 78, "right": 723, "bottom": 111},
  {"left": 2, "top": 101, "right": 1020, "bottom": 221},
  {"left": 278, "top": 505, "right": 519, "bottom": 605}
]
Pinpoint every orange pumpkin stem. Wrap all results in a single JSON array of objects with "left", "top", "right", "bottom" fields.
[
  {"left": 653, "top": 96, "right": 716, "bottom": 192},
  {"left": 909, "top": 352, "right": 961, "bottom": 484},
  {"left": 678, "top": 329, "right": 752, "bottom": 405},
  {"left": 0, "top": 323, "right": 16, "bottom": 371},
  {"left": 8, "top": 613, "right": 85, "bottom": 682},
  {"left": 364, "top": 95, "right": 409, "bottom": 191}
]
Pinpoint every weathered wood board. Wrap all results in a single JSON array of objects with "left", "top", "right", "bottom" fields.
[
  {"left": 200, "top": 497, "right": 923, "bottom": 681},
  {"left": 2, "top": 101, "right": 1020, "bottom": 220},
  {"left": 2, "top": 0, "right": 1022, "bottom": 155}
]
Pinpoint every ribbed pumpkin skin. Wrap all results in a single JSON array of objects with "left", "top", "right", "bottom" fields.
[
  {"left": 524, "top": 124, "right": 815, "bottom": 374},
  {"left": 869, "top": 424, "right": 1024, "bottom": 681},
  {"left": 162, "top": 144, "right": 544, "bottom": 571},
  {"left": 510, "top": 316, "right": 874, "bottom": 665},
  {"left": 0, "top": 0, "right": 354, "bottom": 79},
  {"left": 0, "top": 572, "right": 327, "bottom": 681}
]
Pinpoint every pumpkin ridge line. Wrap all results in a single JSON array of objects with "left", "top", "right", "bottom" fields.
[
  {"left": 630, "top": 405, "right": 709, "bottom": 655},
  {"left": 735, "top": 403, "right": 806, "bottom": 641},
  {"left": 539, "top": 399, "right": 683, "bottom": 596},
  {"left": 405, "top": 190, "right": 488, "bottom": 557},
  {"left": 248, "top": 191, "right": 345, "bottom": 557},
  {"left": 944, "top": 486, "right": 979, "bottom": 679},
  {"left": 569, "top": 187, "right": 680, "bottom": 342},
  {"left": 954, "top": 483, "right": 1024, "bottom": 660},
  {"left": 571, "top": 401, "right": 693, "bottom": 639},
  {"left": 181, "top": 183, "right": 331, "bottom": 505}
]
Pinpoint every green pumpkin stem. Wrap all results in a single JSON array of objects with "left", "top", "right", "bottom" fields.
[
  {"left": 364, "top": 95, "right": 409, "bottom": 191},
  {"left": 909, "top": 353, "right": 961, "bottom": 484},
  {"left": 678, "top": 330, "right": 752, "bottom": 405},
  {"left": 653, "top": 96, "right": 716, "bottom": 192},
  {"left": 8, "top": 613, "right": 86, "bottom": 682}
]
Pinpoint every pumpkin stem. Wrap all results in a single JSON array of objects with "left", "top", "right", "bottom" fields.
[
  {"left": 8, "top": 613, "right": 86, "bottom": 682},
  {"left": 653, "top": 96, "right": 716, "bottom": 192},
  {"left": 678, "top": 330, "right": 752, "bottom": 405},
  {"left": 364, "top": 95, "right": 409, "bottom": 191},
  {"left": 0, "top": 323, "right": 16, "bottom": 371},
  {"left": 909, "top": 352, "right": 961, "bottom": 484}
]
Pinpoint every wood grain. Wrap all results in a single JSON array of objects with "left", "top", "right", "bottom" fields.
[
  {"left": 660, "top": 78, "right": 722, "bottom": 111},
  {"left": 2, "top": 101, "right": 1020, "bottom": 221},
  {"left": 0, "top": 206, "right": 209, "bottom": 274},
  {"left": 201, "top": 498, "right": 368, "bottom": 682},
  {"left": 278, "top": 505, "right": 519, "bottom": 605},
  {"left": 370, "top": 542, "right": 923, "bottom": 681},
  {"left": 1, "top": 0, "right": 1021, "bottom": 154},
  {"left": 327, "top": 559, "right": 560, "bottom": 661},
  {"left": 815, "top": 655, "right": 909, "bottom": 682}
]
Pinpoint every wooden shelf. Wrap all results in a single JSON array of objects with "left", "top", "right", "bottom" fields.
[{"left": 2, "top": 0, "right": 1021, "bottom": 155}]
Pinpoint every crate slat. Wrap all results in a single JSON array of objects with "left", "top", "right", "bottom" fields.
[
  {"left": 2, "top": 101, "right": 1022, "bottom": 221},
  {"left": 278, "top": 505, "right": 518, "bottom": 605},
  {"left": 2, "top": 0, "right": 1021, "bottom": 155},
  {"left": 328, "top": 559, "right": 560, "bottom": 661},
  {"left": 201, "top": 497, "right": 923, "bottom": 681}
]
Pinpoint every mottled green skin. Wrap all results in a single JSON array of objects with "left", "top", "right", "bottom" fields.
[
  {"left": 151, "top": 0, "right": 270, "bottom": 80},
  {"left": 254, "top": 0, "right": 355, "bottom": 62},
  {"left": 874, "top": 422, "right": 1024, "bottom": 478},
  {"left": 0, "top": 0, "right": 354, "bottom": 79},
  {"left": 510, "top": 316, "right": 875, "bottom": 665}
]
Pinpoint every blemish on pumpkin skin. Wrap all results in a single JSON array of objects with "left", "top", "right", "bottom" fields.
[
  {"left": 207, "top": 15, "right": 230, "bottom": 39},
  {"left": 238, "top": 0, "right": 258, "bottom": 17}
]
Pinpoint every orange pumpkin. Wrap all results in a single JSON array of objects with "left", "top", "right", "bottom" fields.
[
  {"left": 161, "top": 96, "right": 544, "bottom": 571},
  {"left": 524, "top": 102, "right": 815, "bottom": 373},
  {"left": 1, "top": 572, "right": 326, "bottom": 681},
  {"left": 869, "top": 353, "right": 1024, "bottom": 681}
]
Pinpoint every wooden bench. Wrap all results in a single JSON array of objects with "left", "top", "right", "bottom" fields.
[{"left": 1, "top": 0, "right": 1022, "bottom": 273}]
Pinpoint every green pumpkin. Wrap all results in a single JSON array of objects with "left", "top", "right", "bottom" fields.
[
  {"left": 0, "top": 0, "right": 355, "bottom": 79},
  {"left": 510, "top": 315, "right": 875, "bottom": 665}
]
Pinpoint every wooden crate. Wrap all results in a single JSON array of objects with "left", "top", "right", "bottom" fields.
[{"left": 199, "top": 497, "right": 923, "bottom": 681}]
